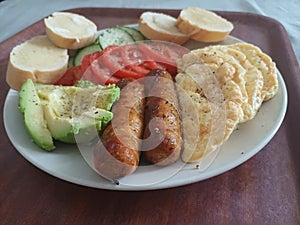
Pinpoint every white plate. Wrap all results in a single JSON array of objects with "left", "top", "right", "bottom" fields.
[{"left": 3, "top": 35, "right": 288, "bottom": 191}]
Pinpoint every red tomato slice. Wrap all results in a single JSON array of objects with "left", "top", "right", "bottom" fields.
[
  {"left": 101, "top": 46, "right": 144, "bottom": 79},
  {"left": 80, "top": 50, "right": 119, "bottom": 85},
  {"left": 138, "top": 42, "right": 189, "bottom": 75},
  {"left": 55, "top": 66, "right": 83, "bottom": 86},
  {"left": 89, "top": 51, "right": 103, "bottom": 64},
  {"left": 64, "top": 42, "right": 188, "bottom": 86},
  {"left": 83, "top": 66, "right": 119, "bottom": 85},
  {"left": 142, "top": 60, "right": 165, "bottom": 71},
  {"left": 81, "top": 54, "right": 92, "bottom": 73},
  {"left": 114, "top": 68, "right": 145, "bottom": 79},
  {"left": 81, "top": 51, "right": 103, "bottom": 73},
  {"left": 82, "top": 66, "right": 100, "bottom": 84},
  {"left": 89, "top": 58, "right": 120, "bottom": 85},
  {"left": 120, "top": 45, "right": 150, "bottom": 75},
  {"left": 101, "top": 45, "right": 123, "bottom": 72}
]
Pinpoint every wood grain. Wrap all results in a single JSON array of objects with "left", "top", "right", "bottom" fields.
[{"left": 0, "top": 8, "right": 299, "bottom": 225}]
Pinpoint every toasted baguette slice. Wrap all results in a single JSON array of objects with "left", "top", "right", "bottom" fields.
[
  {"left": 138, "top": 11, "right": 190, "bottom": 45},
  {"left": 176, "top": 7, "right": 234, "bottom": 43},
  {"left": 6, "top": 35, "right": 68, "bottom": 91},
  {"left": 44, "top": 12, "right": 97, "bottom": 49}
]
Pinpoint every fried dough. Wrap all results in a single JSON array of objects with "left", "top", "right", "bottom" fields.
[
  {"left": 176, "top": 42, "right": 278, "bottom": 162},
  {"left": 194, "top": 45, "right": 264, "bottom": 122},
  {"left": 176, "top": 53, "right": 240, "bottom": 162},
  {"left": 230, "top": 43, "right": 278, "bottom": 101}
]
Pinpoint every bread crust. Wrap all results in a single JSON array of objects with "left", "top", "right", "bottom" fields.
[
  {"left": 44, "top": 12, "right": 97, "bottom": 49},
  {"left": 176, "top": 7, "right": 234, "bottom": 43},
  {"left": 138, "top": 12, "right": 189, "bottom": 45},
  {"left": 6, "top": 35, "right": 68, "bottom": 91}
]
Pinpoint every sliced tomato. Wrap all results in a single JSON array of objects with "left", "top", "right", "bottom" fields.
[
  {"left": 120, "top": 45, "right": 150, "bottom": 75},
  {"left": 119, "top": 44, "right": 167, "bottom": 76},
  {"left": 82, "top": 67, "right": 120, "bottom": 85},
  {"left": 80, "top": 50, "right": 120, "bottom": 85},
  {"left": 101, "top": 45, "right": 145, "bottom": 79},
  {"left": 114, "top": 68, "right": 145, "bottom": 79},
  {"left": 64, "top": 42, "right": 187, "bottom": 86},
  {"left": 81, "top": 54, "right": 92, "bottom": 73},
  {"left": 101, "top": 45, "right": 123, "bottom": 72},
  {"left": 89, "top": 51, "right": 103, "bottom": 64},
  {"left": 142, "top": 60, "right": 164, "bottom": 71},
  {"left": 82, "top": 66, "right": 100, "bottom": 85},
  {"left": 55, "top": 66, "right": 83, "bottom": 86},
  {"left": 138, "top": 42, "right": 189, "bottom": 75},
  {"left": 81, "top": 51, "right": 103, "bottom": 73},
  {"left": 89, "top": 58, "right": 120, "bottom": 85}
]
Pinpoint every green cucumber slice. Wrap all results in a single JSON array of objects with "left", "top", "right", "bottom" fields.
[
  {"left": 118, "top": 26, "right": 146, "bottom": 41},
  {"left": 98, "top": 27, "right": 134, "bottom": 49},
  {"left": 74, "top": 44, "right": 102, "bottom": 66}
]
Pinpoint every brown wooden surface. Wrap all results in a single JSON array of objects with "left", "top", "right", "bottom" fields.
[{"left": 1, "top": 8, "right": 300, "bottom": 225}]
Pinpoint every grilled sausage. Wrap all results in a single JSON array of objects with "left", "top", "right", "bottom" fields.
[
  {"left": 93, "top": 79, "right": 145, "bottom": 180},
  {"left": 142, "top": 69, "right": 182, "bottom": 166}
]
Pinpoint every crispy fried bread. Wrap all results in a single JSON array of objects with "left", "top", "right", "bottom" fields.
[
  {"left": 194, "top": 45, "right": 265, "bottom": 122},
  {"left": 176, "top": 42, "right": 278, "bottom": 162},
  {"left": 230, "top": 43, "right": 278, "bottom": 101},
  {"left": 176, "top": 53, "right": 242, "bottom": 162}
]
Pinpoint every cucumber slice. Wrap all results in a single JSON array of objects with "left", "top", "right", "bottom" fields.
[
  {"left": 98, "top": 27, "right": 134, "bottom": 49},
  {"left": 119, "top": 26, "right": 146, "bottom": 41},
  {"left": 74, "top": 44, "right": 101, "bottom": 66}
]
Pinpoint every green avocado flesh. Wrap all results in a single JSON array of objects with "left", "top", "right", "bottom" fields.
[
  {"left": 19, "top": 80, "right": 120, "bottom": 150},
  {"left": 19, "top": 79, "right": 55, "bottom": 151}
]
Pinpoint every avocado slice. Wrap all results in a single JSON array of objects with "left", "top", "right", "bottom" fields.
[
  {"left": 35, "top": 82, "right": 120, "bottom": 111},
  {"left": 36, "top": 83, "right": 119, "bottom": 144},
  {"left": 42, "top": 89, "right": 113, "bottom": 143},
  {"left": 19, "top": 79, "right": 55, "bottom": 151},
  {"left": 19, "top": 80, "right": 120, "bottom": 150}
]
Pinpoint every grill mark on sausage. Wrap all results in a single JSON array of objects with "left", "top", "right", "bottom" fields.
[
  {"left": 93, "top": 79, "right": 145, "bottom": 180},
  {"left": 142, "top": 69, "right": 182, "bottom": 166}
]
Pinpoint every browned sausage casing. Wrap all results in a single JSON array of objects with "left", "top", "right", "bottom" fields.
[
  {"left": 93, "top": 79, "right": 145, "bottom": 180},
  {"left": 142, "top": 69, "right": 182, "bottom": 166}
]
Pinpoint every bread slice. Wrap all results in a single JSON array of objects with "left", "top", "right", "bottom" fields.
[
  {"left": 44, "top": 12, "right": 97, "bottom": 49},
  {"left": 138, "top": 11, "right": 190, "bottom": 44},
  {"left": 176, "top": 7, "right": 234, "bottom": 43},
  {"left": 6, "top": 35, "right": 68, "bottom": 91}
]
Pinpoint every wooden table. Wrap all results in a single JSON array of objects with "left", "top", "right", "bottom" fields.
[{"left": 1, "top": 8, "right": 299, "bottom": 225}]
